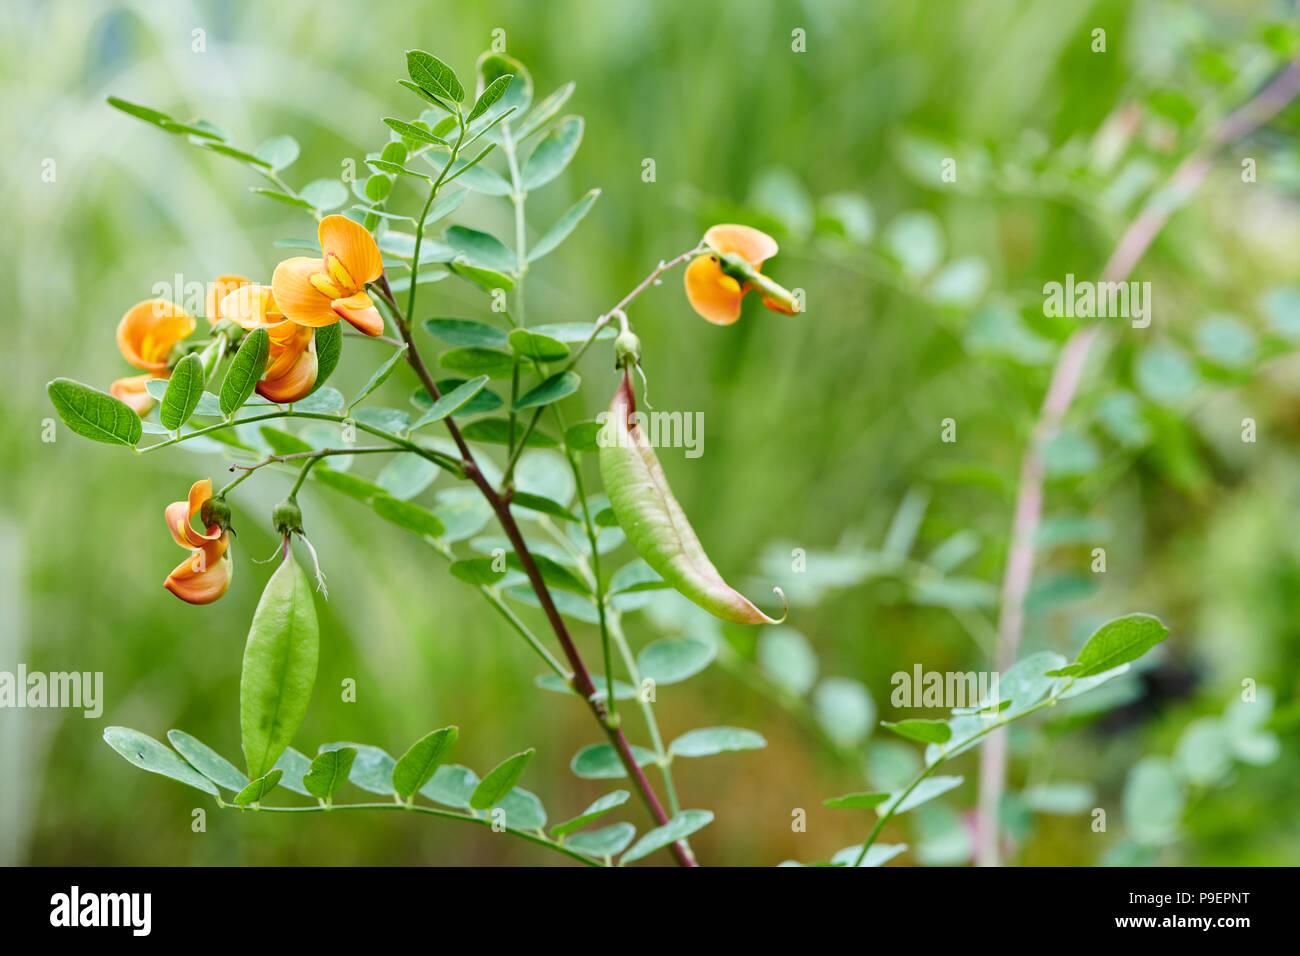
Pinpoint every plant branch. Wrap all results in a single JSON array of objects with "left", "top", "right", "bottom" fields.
[
  {"left": 427, "top": 538, "right": 570, "bottom": 679},
  {"left": 138, "top": 409, "right": 462, "bottom": 475},
  {"left": 975, "top": 56, "right": 1300, "bottom": 867},
  {"left": 858, "top": 678, "right": 1075, "bottom": 867},
  {"left": 217, "top": 445, "right": 393, "bottom": 497},
  {"left": 243, "top": 800, "right": 603, "bottom": 866},
  {"left": 380, "top": 247, "right": 700, "bottom": 865}
]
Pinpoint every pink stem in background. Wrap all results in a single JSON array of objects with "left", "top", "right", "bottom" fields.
[{"left": 974, "top": 58, "right": 1300, "bottom": 867}]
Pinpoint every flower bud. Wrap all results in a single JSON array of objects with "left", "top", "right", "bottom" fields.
[{"left": 272, "top": 497, "right": 304, "bottom": 536}]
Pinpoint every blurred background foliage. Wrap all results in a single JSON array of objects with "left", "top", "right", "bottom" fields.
[{"left": 3, "top": 0, "right": 1299, "bottom": 865}]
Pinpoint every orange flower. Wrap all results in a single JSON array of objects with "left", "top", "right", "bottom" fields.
[
  {"left": 109, "top": 373, "right": 158, "bottom": 415},
  {"left": 163, "top": 479, "right": 232, "bottom": 605},
  {"left": 116, "top": 299, "right": 196, "bottom": 373},
  {"left": 271, "top": 215, "right": 385, "bottom": 336},
  {"left": 206, "top": 274, "right": 252, "bottom": 322},
  {"left": 218, "top": 285, "right": 318, "bottom": 403},
  {"left": 111, "top": 298, "right": 196, "bottom": 416},
  {"left": 683, "top": 224, "right": 799, "bottom": 325}
]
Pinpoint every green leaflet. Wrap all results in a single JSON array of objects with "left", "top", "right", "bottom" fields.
[
  {"left": 303, "top": 747, "right": 356, "bottom": 801},
  {"left": 597, "top": 372, "right": 784, "bottom": 625},
  {"left": 311, "top": 323, "right": 343, "bottom": 394},
  {"left": 47, "top": 379, "right": 142, "bottom": 446},
  {"left": 159, "top": 353, "right": 205, "bottom": 430},
  {"left": 220, "top": 327, "right": 269, "bottom": 417},
  {"left": 392, "top": 727, "right": 459, "bottom": 799}
]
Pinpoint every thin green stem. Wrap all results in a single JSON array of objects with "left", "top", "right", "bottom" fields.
[
  {"left": 555, "top": 415, "right": 615, "bottom": 719},
  {"left": 379, "top": 231, "right": 697, "bottom": 865},
  {"left": 854, "top": 679, "right": 1073, "bottom": 867},
  {"left": 217, "top": 446, "right": 389, "bottom": 498},
  {"left": 202, "top": 332, "right": 229, "bottom": 388},
  {"left": 499, "top": 406, "right": 545, "bottom": 491},
  {"left": 534, "top": 432, "right": 689, "bottom": 822},
  {"left": 428, "top": 539, "right": 569, "bottom": 679},
  {"left": 288, "top": 455, "right": 322, "bottom": 498},
  {"left": 139, "top": 410, "right": 461, "bottom": 476},
  {"left": 606, "top": 614, "right": 683, "bottom": 816},
  {"left": 502, "top": 122, "right": 528, "bottom": 325},
  {"left": 712, "top": 641, "right": 857, "bottom": 764},
  {"left": 406, "top": 106, "right": 467, "bottom": 328},
  {"left": 564, "top": 243, "right": 706, "bottom": 372},
  {"left": 244, "top": 801, "right": 602, "bottom": 866},
  {"left": 507, "top": 353, "right": 521, "bottom": 466},
  {"left": 257, "top": 168, "right": 317, "bottom": 221}
]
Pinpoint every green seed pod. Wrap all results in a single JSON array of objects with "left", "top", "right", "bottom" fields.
[
  {"left": 614, "top": 329, "right": 641, "bottom": 369},
  {"left": 598, "top": 370, "right": 785, "bottom": 625},
  {"left": 272, "top": 498, "right": 303, "bottom": 536}
]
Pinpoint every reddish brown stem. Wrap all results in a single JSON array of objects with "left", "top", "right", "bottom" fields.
[{"left": 388, "top": 296, "right": 697, "bottom": 867}]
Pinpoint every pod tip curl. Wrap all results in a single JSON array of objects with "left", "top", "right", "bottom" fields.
[{"left": 769, "top": 586, "right": 789, "bottom": 624}]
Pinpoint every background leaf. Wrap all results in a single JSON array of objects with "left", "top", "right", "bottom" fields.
[
  {"left": 528, "top": 188, "right": 600, "bottom": 262},
  {"left": 514, "top": 371, "right": 580, "bottom": 410},
  {"left": 566, "top": 823, "right": 635, "bottom": 858},
  {"left": 551, "top": 790, "right": 630, "bottom": 838},
  {"left": 47, "top": 379, "right": 142, "bottom": 446},
  {"left": 349, "top": 345, "right": 408, "bottom": 410},
  {"left": 254, "top": 135, "right": 299, "bottom": 170},
  {"left": 103, "top": 727, "right": 218, "bottom": 796},
  {"left": 521, "top": 116, "right": 584, "bottom": 190},
  {"left": 824, "top": 792, "right": 890, "bottom": 810},
  {"left": 167, "top": 730, "right": 248, "bottom": 793},
  {"left": 668, "top": 726, "right": 766, "bottom": 758},
  {"left": 620, "top": 809, "right": 713, "bottom": 863},
  {"left": 320, "top": 742, "right": 396, "bottom": 795},
  {"left": 372, "top": 494, "right": 445, "bottom": 538},
  {"left": 570, "top": 743, "right": 656, "bottom": 779}
]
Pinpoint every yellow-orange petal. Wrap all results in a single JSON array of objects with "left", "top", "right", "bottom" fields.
[
  {"left": 319, "top": 215, "right": 384, "bottom": 289},
  {"left": 703, "top": 224, "right": 779, "bottom": 268},
  {"left": 206, "top": 274, "right": 252, "bottom": 324},
  {"left": 116, "top": 299, "right": 196, "bottom": 372},
  {"left": 258, "top": 338, "right": 318, "bottom": 404},
  {"left": 760, "top": 293, "right": 799, "bottom": 315},
  {"left": 264, "top": 320, "right": 315, "bottom": 380},
  {"left": 164, "top": 535, "right": 232, "bottom": 605},
  {"left": 110, "top": 374, "right": 157, "bottom": 416},
  {"left": 218, "top": 283, "right": 279, "bottom": 330},
  {"left": 271, "top": 257, "right": 340, "bottom": 328},
  {"left": 331, "top": 291, "right": 385, "bottom": 336},
  {"left": 684, "top": 255, "right": 744, "bottom": 325},
  {"left": 166, "top": 478, "right": 221, "bottom": 549}
]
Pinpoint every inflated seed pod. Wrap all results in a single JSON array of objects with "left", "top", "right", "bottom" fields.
[{"left": 598, "top": 369, "right": 785, "bottom": 625}]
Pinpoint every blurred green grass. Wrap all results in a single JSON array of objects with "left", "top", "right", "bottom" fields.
[{"left": 2, "top": 0, "right": 1298, "bottom": 865}]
